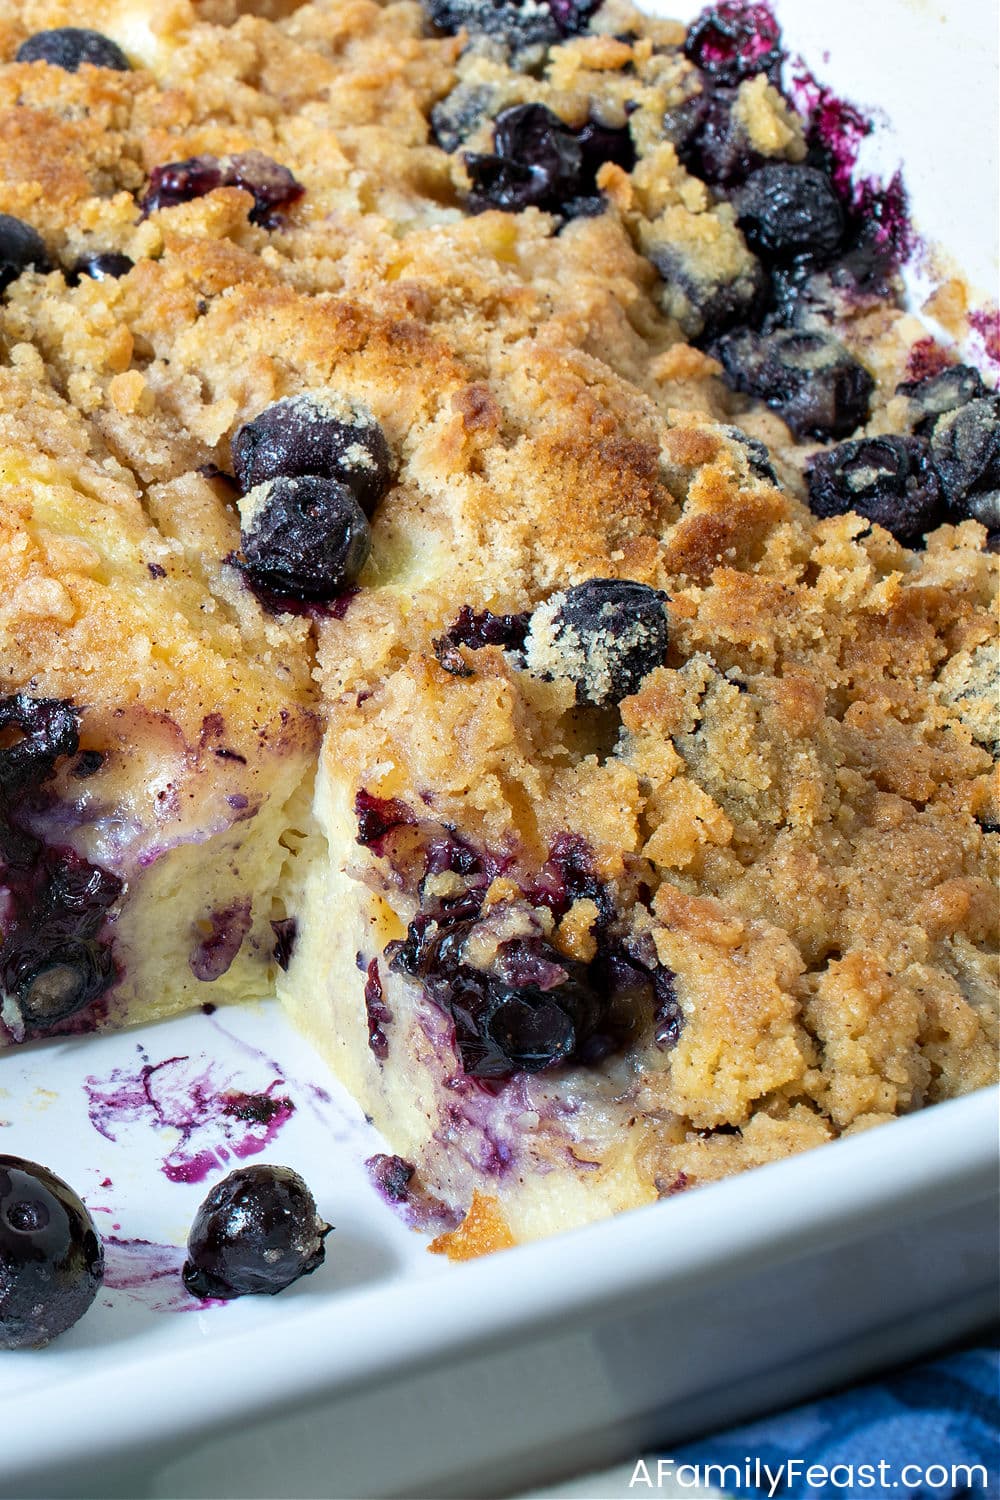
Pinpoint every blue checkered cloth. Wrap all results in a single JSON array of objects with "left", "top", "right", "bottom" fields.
[{"left": 672, "top": 1345, "right": 999, "bottom": 1500}]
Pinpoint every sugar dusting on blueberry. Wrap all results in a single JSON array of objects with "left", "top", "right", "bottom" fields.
[
  {"left": 182, "top": 1164, "right": 330, "bottom": 1300},
  {"left": 232, "top": 393, "right": 393, "bottom": 516},
  {"left": 15, "top": 28, "right": 130, "bottom": 73},
  {"left": 238, "top": 474, "right": 372, "bottom": 603},
  {"left": 0, "top": 1156, "right": 104, "bottom": 1348},
  {"left": 807, "top": 436, "right": 944, "bottom": 547},
  {"left": 525, "top": 578, "right": 669, "bottom": 707}
]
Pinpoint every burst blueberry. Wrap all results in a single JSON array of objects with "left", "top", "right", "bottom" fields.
[
  {"left": 238, "top": 474, "right": 372, "bottom": 602},
  {"left": 896, "top": 365, "right": 986, "bottom": 434},
  {"left": 0, "top": 214, "right": 50, "bottom": 294},
  {"left": 734, "top": 164, "right": 845, "bottom": 264},
  {"left": 807, "top": 436, "right": 944, "bottom": 546},
  {"left": 662, "top": 88, "right": 764, "bottom": 187},
  {"left": 683, "top": 3, "right": 783, "bottom": 87},
  {"left": 142, "top": 150, "right": 303, "bottom": 227},
  {"left": 466, "top": 104, "right": 584, "bottom": 214},
  {"left": 232, "top": 394, "right": 393, "bottom": 517},
  {"left": 182, "top": 1165, "right": 330, "bottom": 1299},
  {"left": 0, "top": 1156, "right": 104, "bottom": 1349},
  {"left": 15, "top": 27, "right": 130, "bottom": 72},
  {"left": 928, "top": 396, "right": 1000, "bottom": 527},
  {"left": 526, "top": 578, "right": 669, "bottom": 707},
  {"left": 712, "top": 327, "right": 874, "bottom": 441}
]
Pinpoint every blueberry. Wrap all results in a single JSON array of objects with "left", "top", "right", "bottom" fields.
[
  {"left": 763, "top": 242, "right": 900, "bottom": 335},
  {"left": 0, "top": 214, "right": 50, "bottom": 294},
  {"left": 232, "top": 394, "right": 393, "bottom": 516},
  {"left": 0, "top": 1157, "right": 104, "bottom": 1349},
  {"left": 182, "top": 1165, "right": 330, "bottom": 1299},
  {"left": 896, "top": 364, "right": 986, "bottom": 434},
  {"left": 433, "top": 604, "right": 531, "bottom": 676},
  {"left": 423, "top": 0, "right": 596, "bottom": 49},
  {"left": 663, "top": 88, "right": 764, "bottom": 188},
  {"left": 15, "top": 27, "right": 130, "bottom": 72},
  {"left": 526, "top": 578, "right": 669, "bottom": 706},
  {"left": 0, "top": 694, "right": 79, "bottom": 800},
  {"left": 712, "top": 327, "right": 874, "bottom": 441},
  {"left": 0, "top": 856, "right": 122, "bottom": 1037},
  {"left": 238, "top": 475, "right": 371, "bottom": 602},
  {"left": 69, "top": 251, "right": 134, "bottom": 283},
  {"left": 928, "top": 396, "right": 1000, "bottom": 525},
  {"left": 649, "top": 237, "right": 767, "bottom": 344},
  {"left": 807, "top": 436, "right": 944, "bottom": 546},
  {"left": 722, "top": 426, "right": 779, "bottom": 484},
  {"left": 466, "top": 104, "right": 584, "bottom": 214},
  {"left": 481, "top": 988, "right": 577, "bottom": 1071},
  {"left": 734, "top": 164, "right": 844, "bottom": 265},
  {"left": 683, "top": 3, "right": 783, "bottom": 87},
  {"left": 142, "top": 151, "right": 303, "bottom": 227}
]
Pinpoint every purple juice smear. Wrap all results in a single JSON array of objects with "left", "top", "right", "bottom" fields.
[
  {"left": 85, "top": 1051, "right": 295, "bottom": 1183},
  {"left": 102, "top": 1236, "right": 223, "bottom": 1311}
]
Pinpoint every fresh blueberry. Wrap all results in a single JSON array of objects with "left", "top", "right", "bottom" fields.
[
  {"left": 182, "top": 1165, "right": 330, "bottom": 1299},
  {"left": 238, "top": 474, "right": 372, "bottom": 601},
  {"left": 232, "top": 394, "right": 393, "bottom": 517},
  {"left": 662, "top": 88, "right": 765, "bottom": 188},
  {"left": 15, "top": 27, "right": 130, "bottom": 72},
  {"left": 0, "top": 214, "right": 50, "bottom": 294},
  {"left": 807, "top": 436, "right": 944, "bottom": 546},
  {"left": 142, "top": 151, "right": 303, "bottom": 227},
  {"left": 526, "top": 578, "right": 669, "bottom": 707},
  {"left": 896, "top": 364, "right": 986, "bottom": 434},
  {"left": 928, "top": 396, "right": 1000, "bottom": 528},
  {"left": 734, "top": 164, "right": 844, "bottom": 265},
  {"left": 0, "top": 1157, "right": 104, "bottom": 1349},
  {"left": 69, "top": 251, "right": 134, "bottom": 283},
  {"left": 683, "top": 3, "right": 783, "bottom": 87},
  {"left": 649, "top": 237, "right": 767, "bottom": 344},
  {"left": 712, "top": 327, "right": 874, "bottom": 440}
]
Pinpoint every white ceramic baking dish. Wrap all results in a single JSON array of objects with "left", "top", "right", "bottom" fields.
[{"left": 0, "top": 1, "right": 996, "bottom": 1496}]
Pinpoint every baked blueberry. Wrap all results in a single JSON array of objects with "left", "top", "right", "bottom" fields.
[
  {"left": 663, "top": 88, "right": 765, "bottom": 188},
  {"left": 807, "top": 436, "right": 944, "bottom": 546},
  {"left": 69, "top": 252, "right": 134, "bottom": 283},
  {"left": 649, "top": 238, "right": 767, "bottom": 344},
  {"left": 466, "top": 105, "right": 584, "bottom": 214},
  {"left": 238, "top": 475, "right": 372, "bottom": 601},
  {"left": 897, "top": 365, "right": 986, "bottom": 433},
  {"left": 15, "top": 27, "right": 130, "bottom": 72},
  {"left": 0, "top": 214, "right": 50, "bottom": 294},
  {"left": 526, "top": 578, "right": 669, "bottom": 707},
  {"left": 182, "top": 1164, "right": 330, "bottom": 1299},
  {"left": 424, "top": 0, "right": 560, "bottom": 49},
  {"left": 0, "top": 693, "right": 79, "bottom": 799},
  {"left": 722, "top": 426, "right": 780, "bottom": 484},
  {"left": 424, "top": 0, "right": 596, "bottom": 48},
  {"left": 928, "top": 396, "right": 1000, "bottom": 521},
  {"left": 232, "top": 394, "right": 393, "bottom": 516},
  {"left": 0, "top": 1156, "right": 104, "bottom": 1349},
  {"left": 712, "top": 328, "right": 874, "bottom": 440},
  {"left": 734, "top": 164, "right": 845, "bottom": 265},
  {"left": 142, "top": 151, "right": 303, "bottom": 227},
  {"left": 683, "top": 3, "right": 783, "bottom": 87}
]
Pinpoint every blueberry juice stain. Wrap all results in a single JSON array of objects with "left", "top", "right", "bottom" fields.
[{"left": 84, "top": 1051, "right": 296, "bottom": 1183}]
